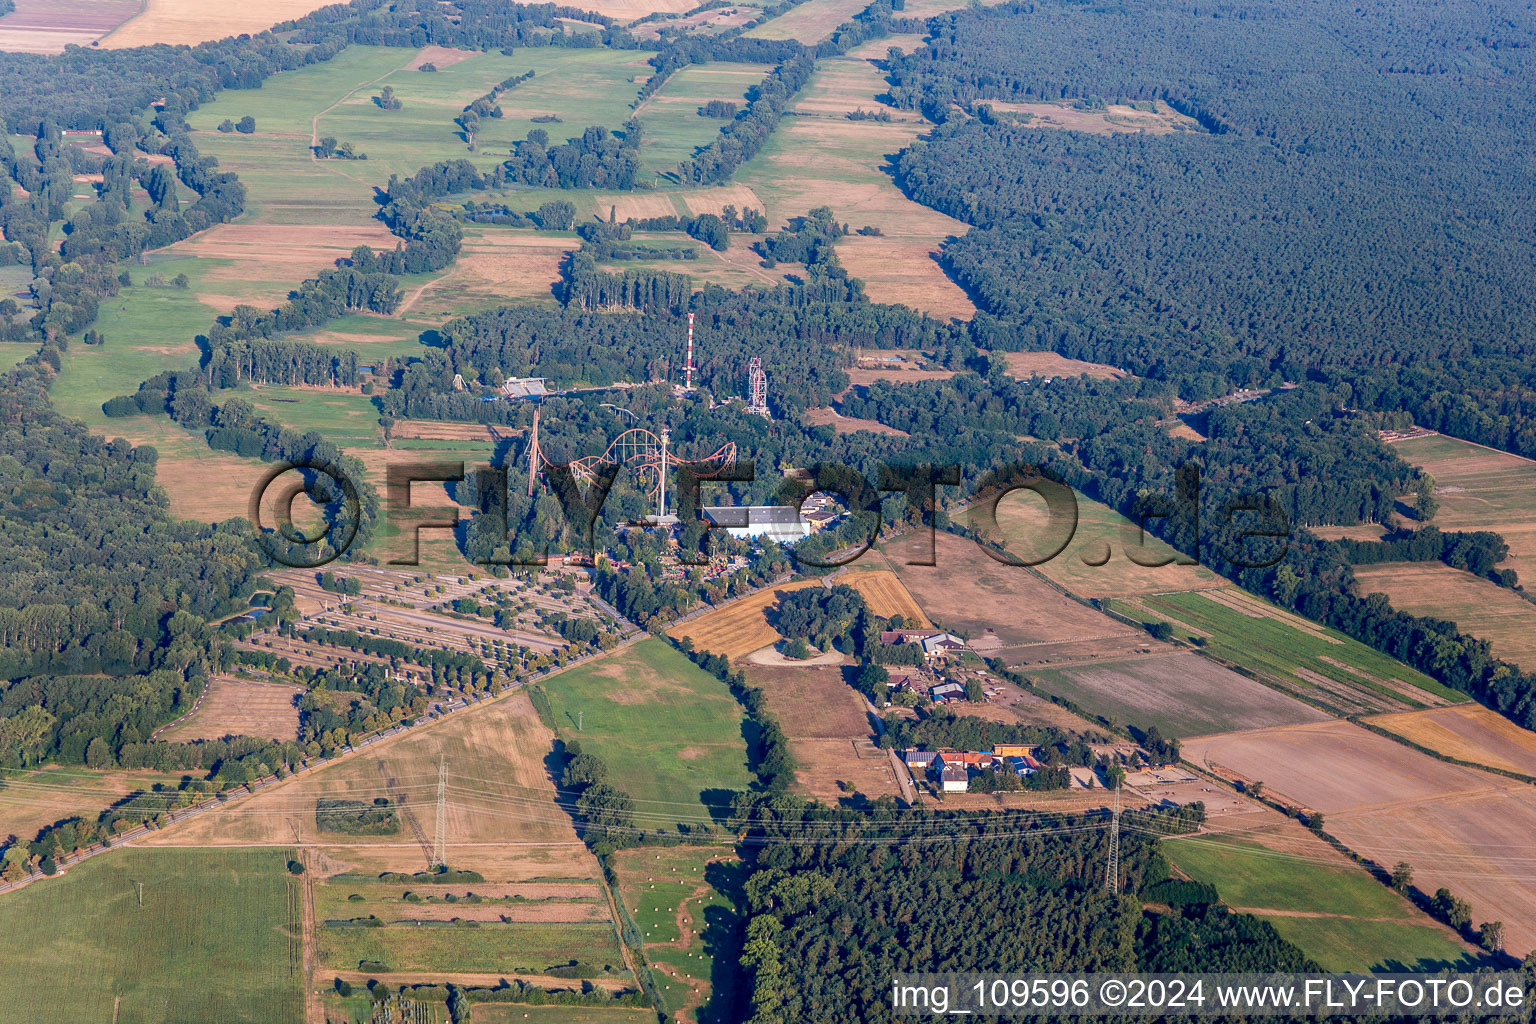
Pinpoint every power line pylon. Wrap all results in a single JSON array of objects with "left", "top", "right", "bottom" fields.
[
  {"left": 432, "top": 756, "right": 447, "bottom": 869},
  {"left": 1104, "top": 781, "right": 1121, "bottom": 895}
]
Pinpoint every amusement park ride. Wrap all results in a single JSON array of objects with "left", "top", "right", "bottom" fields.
[{"left": 507, "top": 312, "right": 758, "bottom": 521}]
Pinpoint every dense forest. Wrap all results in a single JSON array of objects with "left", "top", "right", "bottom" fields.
[
  {"left": 886, "top": 0, "right": 1536, "bottom": 438},
  {"left": 732, "top": 800, "right": 1316, "bottom": 1022}
]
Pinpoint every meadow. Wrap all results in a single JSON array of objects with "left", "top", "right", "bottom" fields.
[
  {"left": 0, "top": 848, "right": 301, "bottom": 1023},
  {"left": 536, "top": 639, "right": 754, "bottom": 828},
  {"left": 611, "top": 844, "right": 742, "bottom": 1020},
  {"left": 1353, "top": 562, "right": 1536, "bottom": 672},
  {"left": 1165, "top": 836, "right": 1478, "bottom": 972},
  {"left": 637, "top": 62, "right": 774, "bottom": 176}
]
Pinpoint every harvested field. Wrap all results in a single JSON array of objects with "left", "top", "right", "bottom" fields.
[
  {"left": 631, "top": 4, "right": 761, "bottom": 40},
  {"left": 1391, "top": 433, "right": 1536, "bottom": 570},
  {"left": 610, "top": 845, "right": 741, "bottom": 1022},
  {"left": 1354, "top": 561, "right": 1536, "bottom": 672},
  {"left": 142, "top": 691, "right": 591, "bottom": 879},
  {"left": 962, "top": 486, "right": 1225, "bottom": 599},
  {"left": 0, "top": 0, "right": 140, "bottom": 53},
  {"left": 576, "top": 0, "right": 696, "bottom": 18},
  {"left": 100, "top": 0, "right": 346, "bottom": 47},
  {"left": 742, "top": 662, "right": 902, "bottom": 801},
  {"left": 839, "top": 568, "right": 930, "bottom": 625},
  {"left": 843, "top": 364, "right": 957, "bottom": 387},
  {"left": 666, "top": 581, "right": 824, "bottom": 660},
  {"left": 982, "top": 99, "right": 1201, "bottom": 135},
  {"left": 1185, "top": 719, "right": 1536, "bottom": 955},
  {"left": 678, "top": 183, "right": 769, "bottom": 219},
  {"left": 1309, "top": 524, "right": 1387, "bottom": 542},
  {"left": 0, "top": 765, "right": 189, "bottom": 844},
  {"left": 886, "top": 530, "right": 1144, "bottom": 653},
  {"left": 391, "top": 420, "right": 511, "bottom": 442},
  {"left": 1367, "top": 704, "right": 1536, "bottom": 777},
  {"left": 1003, "top": 351, "right": 1128, "bottom": 380},
  {"left": 396, "top": 228, "right": 575, "bottom": 318},
  {"left": 1023, "top": 651, "right": 1331, "bottom": 738},
  {"left": 156, "top": 677, "right": 303, "bottom": 743},
  {"left": 736, "top": 58, "right": 975, "bottom": 319},
  {"left": 802, "top": 405, "right": 909, "bottom": 436},
  {"left": 1163, "top": 419, "right": 1207, "bottom": 442},
  {"left": 159, "top": 222, "right": 400, "bottom": 305},
  {"left": 746, "top": 0, "right": 871, "bottom": 41}
]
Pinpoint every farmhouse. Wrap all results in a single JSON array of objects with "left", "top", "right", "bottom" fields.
[
  {"left": 903, "top": 750, "right": 940, "bottom": 770},
  {"left": 702, "top": 505, "right": 813, "bottom": 545},
  {"left": 929, "top": 681, "right": 966, "bottom": 703},
  {"left": 940, "top": 764, "right": 969, "bottom": 793},
  {"left": 880, "top": 629, "right": 969, "bottom": 661}
]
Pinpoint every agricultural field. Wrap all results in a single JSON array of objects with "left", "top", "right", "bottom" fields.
[
  {"left": 745, "top": 0, "right": 872, "bottom": 41},
  {"left": 735, "top": 56, "right": 976, "bottom": 319},
  {"left": 0, "top": 0, "right": 141, "bottom": 53},
  {"left": 1122, "top": 587, "right": 1467, "bottom": 715},
  {"left": 961, "top": 486, "right": 1225, "bottom": 599},
  {"left": 1367, "top": 704, "right": 1536, "bottom": 777},
  {"left": 1185, "top": 719, "right": 1536, "bottom": 955},
  {"left": 638, "top": 62, "right": 776, "bottom": 175},
  {"left": 1353, "top": 562, "right": 1536, "bottom": 672},
  {"left": 611, "top": 844, "right": 743, "bottom": 1022},
  {"left": 0, "top": 848, "right": 301, "bottom": 1023},
  {"left": 667, "top": 580, "right": 824, "bottom": 659},
  {"left": 0, "top": 765, "right": 192, "bottom": 846},
  {"left": 838, "top": 568, "right": 930, "bottom": 625},
  {"left": 142, "top": 690, "right": 589, "bottom": 873},
  {"left": 101, "top": 0, "right": 344, "bottom": 47},
  {"left": 740, "top": 660, "right": 904, "bottom": 801},
  {"left": 982, "top": 98, "right": 1201, "bottom": 136},
  {"left": 631, "top": 4, "right": 763, "bottom": 41},
  {"left": 1024, "top": 651, "right": 1331, "bottom": 739},
  {"left": 470, "top": 1008, "right": 654, "bottom": 1024},
  {"left": 536, "top": 638, "right": 754, "bottom": 829},
  {"left": 1391, "top": 432, "right": 1536, "bottom": 569},
  {"left": 886, "top": 530, "right": 1150, "bottom": 661},
  {"left": 1001, "top": 351, "right": 1129, "bottom": 381},
  {"left": 155, "top": 677, "right": 304, "bottom": 743},
  {"left": 320, "top": 918, "right": 623, "bottom": 975},
  {"left": 1165, "top": 833, "right": 1479, "bottom": 971}
]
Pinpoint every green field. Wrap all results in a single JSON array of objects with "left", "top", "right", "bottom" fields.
[
  {"left": 611, "top": 845, "right": 742, "bottom": 1020},
  {"left": 320, "top": 920, "right": 623, "bottom": 974},
  {"left": 188, "top": 46, "right": 648, "bottom": 217},
  {"left": 1165, "top": 836, "right": 1479, "bottom": 972},
  {"left": 637, "top": 62, "right": 773, "bottom": 175},
  {"left": 1125, "top": 588, "right": 1466, "bottom": 714},
  {"left": 0, "top": 341, "right": 35, "bottom": 369},
  {"left": 537, "top": 639, "right": 753, "bottom": 830},
  {"left": 471, "top": 1007, "right": 654, "bottom": 1024},
  {"left": 51, "top": 259, "right": 225, "bottom": 430},
  {"left": 0, "top": 848, "right": 301, "bottom": 1023}
]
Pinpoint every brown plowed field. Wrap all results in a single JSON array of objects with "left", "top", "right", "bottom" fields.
[{"left": 1185, "top": 719, "right": 1536, "bottom": 955}]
